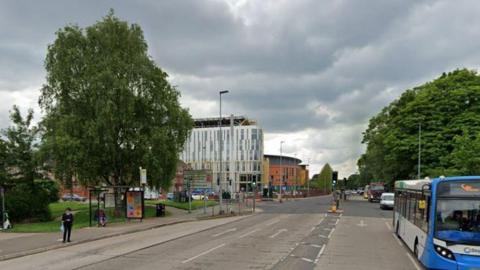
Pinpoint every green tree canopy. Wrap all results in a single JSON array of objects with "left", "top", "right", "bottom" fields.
[
  {"left": 311, "top": 163, "right": 333, "bottom": 192},
  {"left": 39, "top": 11, "right": 193, "bottom": 189},
  {"left": 3, "top": 106, "right": 40, "bottom": 186},
  {"left": 359, "top": 69, "right": 480, "bottom": 186}
]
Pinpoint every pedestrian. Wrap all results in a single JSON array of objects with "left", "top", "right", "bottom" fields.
[
  {"left": 62, "top": 207, "right": 74, "bottom": 243},
  {"left": 99, "top": 209, "right": 107, "bottom": 227}
]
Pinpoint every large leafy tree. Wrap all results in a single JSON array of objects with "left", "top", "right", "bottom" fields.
[
  {"left": 39, "top": 12, "right": 193, "bottom": 189},
  {"left": 311, "top": 163, "right": 333, "bottom": 192},
  {"left": 3, "top": 106, "right": 40, "bottom": 185},
  {"left": 359, "top": 69, "right": 480, "bottom": 186}
]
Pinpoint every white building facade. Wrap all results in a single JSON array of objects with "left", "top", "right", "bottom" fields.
[{"left": 180, "top": 115, "right": 264, "bottom": 193}]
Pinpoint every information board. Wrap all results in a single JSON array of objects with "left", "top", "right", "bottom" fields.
[
  {"left": 183, "top": 170, "right": 213, "bottom": 189},
  {"left": 125, "top": 191, "right": 143, "bottom": 219}
]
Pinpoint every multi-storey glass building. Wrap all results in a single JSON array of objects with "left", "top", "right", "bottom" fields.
[{"left": 180, "top": 115, "right": 264, "bottom": 193}]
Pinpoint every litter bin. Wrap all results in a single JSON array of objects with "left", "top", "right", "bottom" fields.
[{"left": 155, "top": 203, "right": 165, "bottom": 217}]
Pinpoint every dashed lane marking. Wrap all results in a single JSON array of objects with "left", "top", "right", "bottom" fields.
[
  {"left": 181, "top": 243, "right": 226, "bottom": 264},
  {"left": 266, "top": 220, "right": 280, "bottom": 226},
  {"left": 213, "top": 228, "right": 237, "bottom": 237},
  {"left": 238, "top": 229, "right": 260, "bottom": 239},
  {"left": 269, "top": 229, "right": 288, "bottom": 238}
]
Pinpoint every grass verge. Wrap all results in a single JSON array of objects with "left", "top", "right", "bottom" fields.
[{"left": 8, "top": 201, "right": 170, "bottom": 233}]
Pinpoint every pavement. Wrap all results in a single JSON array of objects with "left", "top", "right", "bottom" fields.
[
  {"left": 0, "top": 202, "right": 253, "bottom": 261},
  {"left": 0, "top": 195, "right": 424, "bottom": 270}
]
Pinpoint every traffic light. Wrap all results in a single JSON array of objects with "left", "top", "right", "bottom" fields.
[
  {"left": 228, "top": 178, "right": 232, "bottom": 186},
  {"left": 332, "top": 171, "right": 338, "bottom": 181},
  {"left": 217, "top": 177, "right": 220, "bottom": 186}
]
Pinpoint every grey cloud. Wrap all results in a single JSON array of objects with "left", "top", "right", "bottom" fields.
[{"left": 1, "top": 0, "right": 480, "bottom": 176}]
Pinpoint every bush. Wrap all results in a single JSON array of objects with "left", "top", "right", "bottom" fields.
[
  {"left": 5, "top": 183, "right": 52, "bottom": 222},
  {"left": 35, "top": 179, "right": 60, "bottom": 203}
]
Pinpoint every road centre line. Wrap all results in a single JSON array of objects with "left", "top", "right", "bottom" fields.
[
  {"left": 238, "top": 229, "right": 260, "bottom": 239},
  {"left": 385, "top": 221, "right": 392, "bottom": 231},
  {"left": 313, "top": 244, "right": 326, "bottom": 263},
  {"left": 269, "top": 228, "right": 288, "bottom": 238},
  {"left": 327, "top": 228, "right": 335, "bottom": 239},
  {"left": 213, "top": 228, "right": 236, "bottom": 237},
  {"left": 406, "top": 252, "right": 422, "bottom": 270},
  {"left": 181, "top": 243, "right": 226, "bottom": 264}
]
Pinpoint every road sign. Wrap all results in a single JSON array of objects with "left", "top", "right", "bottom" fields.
[
  {"left": 140, "top": 168, "right": 147, "bottom": 185},
  {"left": 184, "top": 170, "right": 213, "bottom": 189}
]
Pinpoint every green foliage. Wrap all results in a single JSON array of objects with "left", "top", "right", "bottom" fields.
[
  {"left": 359, "top": 69, "right": 480, "bottom": 186},
  {"left": 39, "top": 11, "right": 193, "bottom": 190},
  {"left": 310, "top": 163, "right": 333, "bottom": 192},
  {"left": 3, "top": 106, "right": 40, "bottom": 185},
  {"left": 5, "top": 183, "right": 52, "bottom": 222},
  {"left": 35, "top": 179, "right": 60, "bottom": 203},
  {"left": 0, "top": 106, "right": 53, "bottom": 222}
]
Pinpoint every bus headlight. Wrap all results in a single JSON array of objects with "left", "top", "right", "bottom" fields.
[{"left": 434, "top": 245, "right": 456, "bottom": 261}]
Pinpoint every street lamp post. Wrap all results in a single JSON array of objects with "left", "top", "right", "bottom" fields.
[
  {"left": 252, "top": 179, "right": 256, "bottom": 213},
  {"left": 219, "top": 90, "right": 229, "bottom": 214},
  {"left": 279, "top": 141, "right": 284, "bottom": 203}
]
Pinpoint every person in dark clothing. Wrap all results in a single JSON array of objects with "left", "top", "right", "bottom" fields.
[{"left": 62, "top": 207, "right": 74, "bottom": 243}]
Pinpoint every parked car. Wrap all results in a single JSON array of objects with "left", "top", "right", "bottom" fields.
[
  {"left": 167, "top": 192, "right": 174, "bottom": 200},
  {"left": 191, "top": 192, "right": 207, "bottom": 200},
  {"left": 380, "top": 192, "right": 394, "bottom": 210},
  {"left": 62, "top": 194, "right": 86, "bottom": 202}
]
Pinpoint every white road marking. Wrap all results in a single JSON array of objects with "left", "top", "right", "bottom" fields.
[
  {"left": 357, "top": 220, "right": 367, "bottom": 227},
  {"left": 323, "top": 228, "right": 331, "bottom": 231},
  {"left": 269, "top": 228, "right": 288, "bottom": 238},
  {"left": 302, "top": 257, "right": 314, "bottom": 263},
  {"left": 310, "top": 244, "right": 322, "bottom": 248},
  {"left": 327, "top": 228, "right": 336, "bottom": 239},
  {"left": 339, "top": 213, "right": 343, "bottom": 217},
  {"left": 406, "top": 252, "right": 422, "bottom": 270},
  {"left": 181, "top": 243, "right": 226, "bottom": 264},
  {"left": 385, "top": 221, "right": 392, "bottom": 231},
  {"left": 238, "top": 229, "right": 260, "bottom": 239},
  {"left": 56, "top": 238, "right": 63, "bottom": 242},
  {"left": 318, "top": 234, "right": 328, "bottom": 238},
  {"left": 335, "top": 219, "right": 339, "bottom": 225},
  {"left": 392, "top": 233, "right": 404, "bottom": 247},
  {"left": 213, "top": 228, "right": 237, "bottom": 237},
  {"left": 313, "top": 244, "right": 326, "bottom": 263},
  {"left": 316, "top": 217, "right": 325, "bottom": 226},
  {"left": 310, "top": 227, "right": 316, "bottom": 232},
  {"left": 266, "top": 219, "right": 280, "bottom": 226}
]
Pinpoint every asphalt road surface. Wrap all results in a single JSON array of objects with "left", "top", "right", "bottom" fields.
[{"left": 0, "top": 195, "right": 422, "bottom": 270}]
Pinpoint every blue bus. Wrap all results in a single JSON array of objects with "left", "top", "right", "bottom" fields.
[{"left": 394, "top": 176, "right": 480, "bottom": 269}]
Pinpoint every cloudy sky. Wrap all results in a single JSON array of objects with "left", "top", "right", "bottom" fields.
[{"left": 1, "top": 0, "right": 480, "bottom": 177}]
